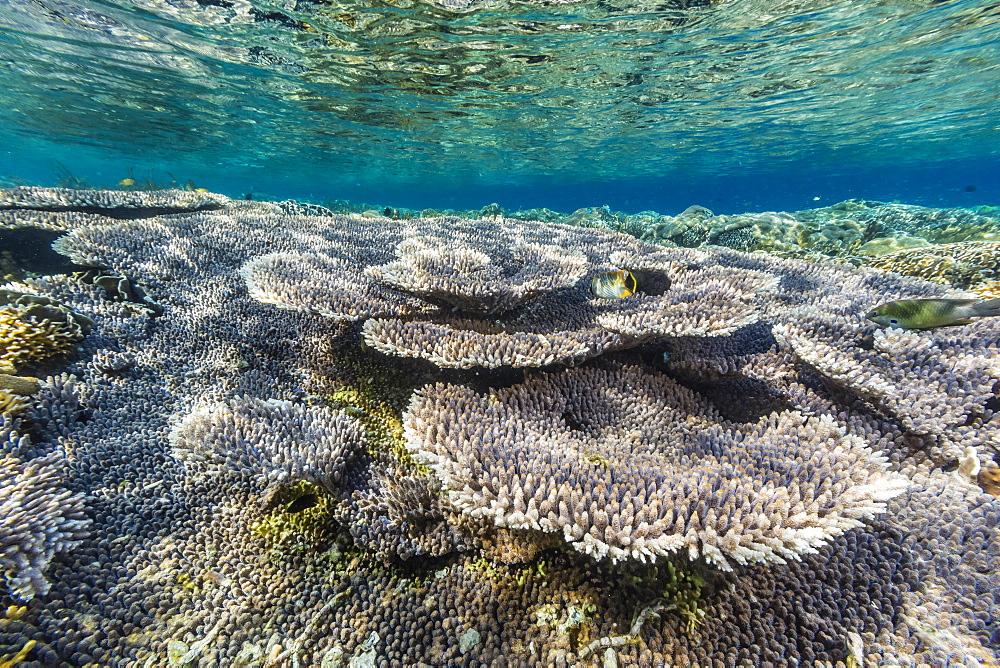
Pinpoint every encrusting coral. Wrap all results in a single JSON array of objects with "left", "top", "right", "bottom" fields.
[{"left": 0, "top": 187, "right": 997, "bottom": 666}]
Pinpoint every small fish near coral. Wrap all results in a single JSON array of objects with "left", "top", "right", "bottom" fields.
[
  {"left": 589, "top": 269, "right": 672, "bottom": 299},
  {"left": 865, "top": 298, "right": 1000, "bottom": 329}
]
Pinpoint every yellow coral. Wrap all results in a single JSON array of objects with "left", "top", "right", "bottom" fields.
[
  {"left": 971, "top": 281, "right": 1000, "bottom": 300},
  {"left": 0, "top": 639, "right": 36, "bottom": 668},
  {"left": 0, "top": 390, "right": 29, "bottom": 416},
  {"left": 863, "top": 241, "right": 1000, "bottom": 290},
  {"left": 0, "top": 373, "right": 39, "bottom": 416},
  {"left": 0, "top": 305, "right": 81, "bottom": 372}
]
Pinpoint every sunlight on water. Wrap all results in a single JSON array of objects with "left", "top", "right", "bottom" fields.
[{"left": 0, "top": 0, "right": 998, "bottom": 208}]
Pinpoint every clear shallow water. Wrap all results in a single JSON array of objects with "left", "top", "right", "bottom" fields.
[{"left": 0, "top": 0, "right": 998, "bottom": 212}]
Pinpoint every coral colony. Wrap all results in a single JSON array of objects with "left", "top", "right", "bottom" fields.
[{"left": 0, "top": 186, "right": 998, "bottom": 666}]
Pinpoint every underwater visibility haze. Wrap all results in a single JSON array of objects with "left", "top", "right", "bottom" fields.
[{"left": 3, "top": 0, "right": 1000, "bottom": 667}]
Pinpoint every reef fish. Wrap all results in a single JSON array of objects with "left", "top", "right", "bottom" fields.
[
  {"left": 591, "top": 270, "right": 637, "bottom": 299},
  {"left": 590, "top": 269, "right": 672, "bottom": 299},
  {"left": 865, "top": 298, "right": 1000, "bottom": 329}
]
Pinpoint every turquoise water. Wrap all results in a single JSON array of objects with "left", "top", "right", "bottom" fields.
[{"left": 0, "top": 0, "right": 998, "bottom": 212}]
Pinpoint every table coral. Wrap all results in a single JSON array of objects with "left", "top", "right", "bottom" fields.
[
  {"left": 170, "top": 397, "right": 367, "bottom": 494},
  {"left": 404, "top": 364, "right": 908, "bottom": 569},
  {"left": 61, "top": 207, "right": 767, "bottom": 369},
  {"left": 0, "top": 186, "right": 229, "bottom": 215}
]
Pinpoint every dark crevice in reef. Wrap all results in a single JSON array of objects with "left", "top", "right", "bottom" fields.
[
  {"left": 0, "top": 228, "right": 88, "bottom": 277},
  {"left": 9, "top": 204, "right": 227, "bottom": 219},
  {"left": 690, "top": 377, "right": 794, "bottom": 423}
]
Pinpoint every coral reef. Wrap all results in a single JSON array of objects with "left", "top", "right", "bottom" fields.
[
  {"left": 250, "top": 230, "right": 772, "bottom": 368},
  {"left": 640, "top": 204, "right": 868, "bottom": 255},
  {"left": 60, "top": 206, "right": 769, "bottom": 369},
  {"left": 635, "top": 200, "right": 1000, "bottom": 262},
  {"left": 0, "top": 187, "right": 996, "bottom": 666}
]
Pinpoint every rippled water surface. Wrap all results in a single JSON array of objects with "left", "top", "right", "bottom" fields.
[{"left": 0, "top": 0, "right": 998, "bottom": 207}]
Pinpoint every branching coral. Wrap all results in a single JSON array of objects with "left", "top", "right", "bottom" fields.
[
  {"left": 365, "top": 237, "right": 588, "bottom": 313},
  {"left": 0, "top": 453, "right": 90, "bottom": 601},
  {"left": 404, "top": 364, "right": 908, "bottom": 569},
  {"left": 346, "top": 467, "right": 480, "bottom": 560},
  {"left": 863, "top": 241, "right": 1000, "bottom": 290},
  {"left": 170, "top": 397, "right": 367, "bottom": 494},
  {"left": 775, "top": 319, "right": 997, "bottom": 439}
]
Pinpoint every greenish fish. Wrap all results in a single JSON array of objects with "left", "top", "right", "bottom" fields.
[
  {"left": 865, "top": 297, "right": 1000, "bottom": 329},
  {"left": 590, "top": 269, "right": 672, "bottom": 299}
]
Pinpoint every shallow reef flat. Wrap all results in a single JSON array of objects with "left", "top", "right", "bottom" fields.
[{"left": 1, "top": 187, "right": 999, "bottom": 667}]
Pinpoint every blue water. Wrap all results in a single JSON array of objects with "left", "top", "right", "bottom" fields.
[{"left": 1, "top": 0, "right": 998, "bottom": 214}]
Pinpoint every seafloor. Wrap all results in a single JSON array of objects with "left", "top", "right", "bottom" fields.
[{"left": 1, "top": 186, "right": 999, "bottom": 667}]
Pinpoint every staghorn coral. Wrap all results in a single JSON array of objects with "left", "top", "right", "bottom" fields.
[
  {"left": 0, "top": 453, "right": 90, "bottom": 601},
  {"left": 404, "top": 364, "right": 908, "bottom": 569}
]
